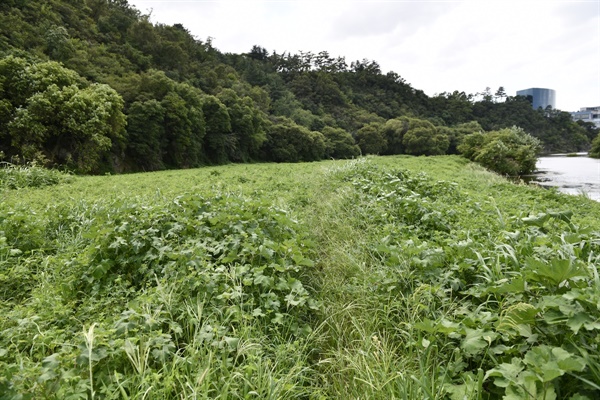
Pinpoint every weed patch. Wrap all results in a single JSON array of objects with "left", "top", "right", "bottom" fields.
[{"left": 1, "top": 156, "right": 600, "bottom": 399}]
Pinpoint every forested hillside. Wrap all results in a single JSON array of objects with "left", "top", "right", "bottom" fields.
[{"left": 1, "top": 0, "right": 597, "bottom": 173}]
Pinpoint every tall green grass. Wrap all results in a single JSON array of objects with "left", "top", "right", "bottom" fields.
[
  {"left": 0, "top": 162, "right": 71, "bottom": 190},
  {"left": 1, "top": 155, "right": 600, "bottom": 399}
]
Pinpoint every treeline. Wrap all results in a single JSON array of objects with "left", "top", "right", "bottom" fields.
[{"left": 0, "top": 0, "right": 597, "bottom": 173}]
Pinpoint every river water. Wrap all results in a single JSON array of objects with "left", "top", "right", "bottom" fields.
[{"left": 530, "top": 154, "right": 600, "bottom": 200}]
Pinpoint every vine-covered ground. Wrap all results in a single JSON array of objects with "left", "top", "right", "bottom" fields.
[{"left": 1, "top": 156, "right": 599, "bottom": 399}]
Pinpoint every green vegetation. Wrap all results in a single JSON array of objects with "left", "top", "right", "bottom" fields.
[
  {"left": 0, "top": 161, "right": 71, "bottom": 190},
  {"left": 459, "top": 127, "right": 542, "bottom": 175},
  {"left": 1, "top": 2, "right": 599, "bottom": 396},
  {"left": 589, "top": 134, "right": 600, "bottom": 158},
  {"left": 1, "top": 156, "right": 600, "bottom": 399},
  {"left": 1, "top": 1, "right": 597, "bottom": 174}
]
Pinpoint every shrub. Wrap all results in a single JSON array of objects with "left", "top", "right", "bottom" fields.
[
  {"left": 458, "top": 126, "right": 541, "bottom": 175},
  {"left": 402, "top": 126, "right": 449, "bottom": 156},
  {"left": 0, "top": 162, "right": 71, "bottom": 190},
  {"left": 589, "top": 133, "right": 600, "bottom": 158},
  {"left": 355, "top": 122, "right": 386, "bottom": 155},
  {"left": 322, "top": 126, "right": 360, "bottom": 159}
]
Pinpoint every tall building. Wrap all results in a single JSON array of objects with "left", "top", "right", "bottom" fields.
[
  {"left": 516, "top": 88, "right": 556, "bottom": 110},
  {"left": 570, "top": 106, "right": 600, "bottom": 128}
]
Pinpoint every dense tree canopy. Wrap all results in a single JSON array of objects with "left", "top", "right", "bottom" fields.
[
  {"left": 322, "top": 126, "right": 360, "bottom": 159},
  {"left": 0, "top": 57, "right": 126, "bottom": 172},
  {"left": 0, "top": 0, "right": 592, "bottom": 173},
  {"left": 355, "top": 123, "right": 386, "bottom": 155}
]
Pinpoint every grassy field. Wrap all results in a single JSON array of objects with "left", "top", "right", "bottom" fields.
[{"left": 1, "top": 155, "right": 600, "bottom": 399}]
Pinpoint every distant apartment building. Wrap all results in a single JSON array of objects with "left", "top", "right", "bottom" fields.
[
  {"left": 570, "top": 106, "right": 600, "bottom": 128},
  {"left": 516, "top": 88, "right": 556, "bottom": 110}
]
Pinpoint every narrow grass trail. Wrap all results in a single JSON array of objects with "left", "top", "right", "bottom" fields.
[
  {"left": 301, "top": 158, "right": 476, "bottom": 398},
  {"left": 301, "top": 156, "right": 600, "bottom": 399},
  {"left": 303, "top": 160, "right": 427, "bottom": 398}
]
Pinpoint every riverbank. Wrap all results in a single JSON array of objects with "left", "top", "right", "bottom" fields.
[{"left": 2, "top": 155, "right": 599, "bottom": 399}]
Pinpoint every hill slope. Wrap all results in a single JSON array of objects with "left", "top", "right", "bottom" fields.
[{"left": 0, "top": 0, "right": 596, "bottom": 173}]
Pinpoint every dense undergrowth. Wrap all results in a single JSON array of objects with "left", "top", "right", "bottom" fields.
[
  {"left": 1, "top": 156, "right": 599, "bottom": 399},
  {"left": 0, "top": 162, "right": 71, "bottom": 190}
]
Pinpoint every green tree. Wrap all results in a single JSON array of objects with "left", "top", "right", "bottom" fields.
[
  {"left": 380, "top": 118, "right": 408, "bottom": 155},
  {"left": 303, "top": 129, "right": 326, "bottom": 161},
  {"left": 576, "top": 120, "right": 600, "bottom": 142},
  {"left": 355, "top": 122, "right": 386, "bottom": 155},
  {"left": 115, "top": 70, "right": 206, "bottom": 170},
  {"left": 494, "top": 86, "right": 507, "bottom": 102},
  {"left": 457, "top": 131, "right": 486, "bottom": 160},
  {"left": 438, "top": 121, "right": 483, "bottom": 155},
  {"left": 202, "top": 95, "right": 232, "bottom": 164},
  {"left": 9, "top": 83, "right": 126, "bottom": 172},
  {"left": 380, "top": 117, "right": 449, "bottom": 156},
  {"left": 0, "top": 56, "right": 82, "bottom": 111},
  {"left": 217, "top": 88, "right": 267, "bottom": 162},
  {"left": 458, "top": 126, "right": 541, "bottom": 175},
  {"left": 589, "top": 133, "right": 600, "bottom": 158},
  {"left": 402, "top": 126, "right": 449, "bottom": 156},
  {"left": 263, "top": 117, "right": 325, "bottom": 162},
  {"left": 322, "top": 126, "right": 360, "bottom": 159},
  {"left": 44, "top": 25, "right": 75, "bottom": 62},
  {"left": 126, "top": 99, "right": 165, "bottom": 171},
  {"left": 161, "top": 92, "right": 196, "bottom": 168},
  {"left": 429, "top": 91, "right": 473, "bottom": 125},
  {"left": 247, "top": 45, "right": 268, "bottom": 61}
]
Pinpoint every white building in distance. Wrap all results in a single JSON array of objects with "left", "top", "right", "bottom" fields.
[{"left": 570, "top": 106, "right": 600, "bottom": 128}]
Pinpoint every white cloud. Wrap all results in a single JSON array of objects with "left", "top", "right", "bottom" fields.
[{"left": 128, "top": 0, "right": 600, "bottom": 111}]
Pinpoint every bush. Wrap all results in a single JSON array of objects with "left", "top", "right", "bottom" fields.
[
  {"left": 355, "top": 122, "right": 386, "bottom": 155},
  {"left": 322, "top": 126, "right": 360, "bottom": 159},
  {"left": 263, "top": 117, "right": 326, "bottom": 162},
  {"left": 402, "top": 126, "right": 449, "bottom": 156},
  {"left": 0, "top": 162, "right": 71, "bottom": 190},
  {"left": 589, "top": 133, "right": 600, "bottom": 158},
  {"left": 458, "top": 126, "right": 541, "bottom": 175}
]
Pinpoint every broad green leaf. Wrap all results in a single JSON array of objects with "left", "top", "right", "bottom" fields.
[
  {"left": 444, "top": 372, "right": 479, "bottom": 400},
  {"left": 42, "top": 353, "right": 60, "bottom": 368},
  {"left": 439, "top": 319, "right": 460, "bottom": 334},
  {"left": 414, "top": 318, "right": 437, "bottom": 333},
  {"left": 548, "top": 210, "right": 574, "bottom": 224},
  {"left": 461, "top": 328, "right": 497, "bottom": 356},
  {"left": 566, "top": 312, "right": 600, "bottom": 334},
  {"left": 271, "top": 313, "right": 284, "bottom": 325},
  {"left": 490, "top": 344, "right": 512, "bottom": 354},
  {"left": 285, "top": 293, "right": 303, "bottom": 307},
  {"left": 414, "top": 318, "right": 459, "bottom": 334},
  {"left": 569, "top": 395, "right": 592, "bottom": 400},
  {"left": 523, "top": 345, "right": 586, "bottom": 382},
  {"left": 522, "top": 213, "right": 550, "bottom": 227},
  {"left": 485, "top": 358, "right": 524, "bottom": 387},
  {"left": 484, "top": 277, "right": 525, "bottom": 294},
  {"left": 252, "top": 307, "right": 265, "bottom": 317},
  {"left": 253, "top": 273, "right": 272, "bottom": 287},
  {"left": 525, "top": 258, "right": 587, "bottom": 287},
  {"left": 223, "top": 336, "right": 239, "bottom": 350}
]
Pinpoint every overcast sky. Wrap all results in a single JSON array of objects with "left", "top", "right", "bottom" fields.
[{"left": 127, "top": 0, "right": 600, "bottom": 112}]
